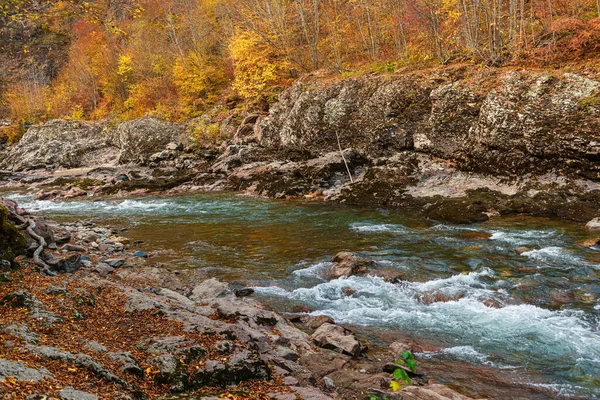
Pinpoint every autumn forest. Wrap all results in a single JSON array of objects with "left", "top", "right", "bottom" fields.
[{"left": 1, "top": 0, "right": 600, "bottom": 141}]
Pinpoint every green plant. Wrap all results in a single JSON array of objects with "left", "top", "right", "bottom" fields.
[{"left": 389, "top": 351, "right": 416, "bottom": 391}]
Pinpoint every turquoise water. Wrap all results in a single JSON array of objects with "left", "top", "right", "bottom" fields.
[{"left": 8, "top": 192, "right": 600, "bottom": 398}]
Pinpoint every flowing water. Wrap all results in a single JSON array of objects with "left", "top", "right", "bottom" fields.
[{"left": 7, "top": 192, "right": 600, "bottom": 398}]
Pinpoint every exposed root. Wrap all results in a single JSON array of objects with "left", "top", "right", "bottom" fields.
[{"left": 25, "top": 218, "right": 56, "bottom": 277}]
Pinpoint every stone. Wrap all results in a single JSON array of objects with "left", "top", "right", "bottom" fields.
[
  {"left": 133, "top": 251, "right": 148, "bottom": 258},
  {"left": 290, "top": 386, "right": 334, "bottom": 400},
  {"left": 104, "top": 258, "right": 125, "bottom": 268},
  {"left": 138, "top": 336, "right": 207, "bottom": 361},
  {"left": 62, "top": 244, "right": 86, "bottom": 252},
  {"left": 235, "top": 287, "right": 254, "bottom": 297},
  {"left": 2, "top": 291, "right": 62, "bottom": 327},
  {"left": 149, "top": 354, "right": 188, "bottom": 390},
  {"left": 586, "top": 218, "right": 600, "bottom": 231},
  {"left": 0, "top": 120, "right": 115, "bottom": 171},
  {"left": 191, "top": 349, "right": 271, "bottom": 387},
  {"left": 85, "top": 341, "right": 108, "bottom": 354},
  {"left": 58, "top": 387, "right": 99, "bottom": 400},
  {"left": 0, "top": 358, "right": 53, "bottom": 382},
  {"left": 116, "top": 117, "right": 185, "bottom": 165},
  {"left": 190, "top": 278, "right": 233, "bottom": 301},
  {"left": 323, "top": 376, "right": 335, "bottom": 389},
  {"left": 107, "top": 351, "right": 143, "bottom": 377},
  {"left": 94, "top": 263, "right": 115, "bottom": 277},
  {"left": 303, "top": 315, "right": 335, "bottom": 330},
  {"left": 330, "top": 252, "right": 374, "bottom": 278},
  {"left": 2, "top": 324, "right": 39, "bottom": 343},
  {"left": 400, "top": 384, "right": 473, "bottom": 400},
  {"left": 578, "top": 238, "right": 600, "bottom": 249},
  {"left": 45, "top": 285, "right": 69, "bottom": 295},
  {"left": 389, "top": 340, "right": 423, "bottom": 357},
  {"left": 310, "top": 323, "right": 366, "bottom": 357},
  {"left": 47, "top": 253, "right": 82, "bottom": 273}
]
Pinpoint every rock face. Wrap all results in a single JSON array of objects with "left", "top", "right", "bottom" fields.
[
  {"left": 116, "top": 117, "right": 186, "bottom": 165},
  {"left": 0, "top": 120, "right": 114, "bottom": 171},
  {"left": 258, "top": 69, "right": 600, "bottom": 179}
]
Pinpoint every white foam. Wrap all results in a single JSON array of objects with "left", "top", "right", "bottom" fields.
[
  {"left": 254, "top": 273, "right": 600, "bottom": 374},
  {"left": 292, "top": 262, "right": 332, "bottom": 279},
  {"left": 490, "top": 230, "right": 556, "bottom": 246},
  {"left": 350, "top": 222, "right": 409, "bottom": 234}
]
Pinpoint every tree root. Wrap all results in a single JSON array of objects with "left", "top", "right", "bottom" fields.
[{"left": 25, "top": 218, "right": 56, "bottom": 277}]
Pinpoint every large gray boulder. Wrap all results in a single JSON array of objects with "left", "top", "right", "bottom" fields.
[
  {"left": 0, "top": 120, "right": 115, "bottom": 171},
  {"left": 115, "top": 117, "right": 186, "bottom": 165}
]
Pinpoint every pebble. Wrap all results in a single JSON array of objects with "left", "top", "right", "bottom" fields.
[
  {"left": 134, "top": 251, "right": 148, "bottom": 258},
  {"left": 105, "top": 258, "right": 125, "bottom": 268}
]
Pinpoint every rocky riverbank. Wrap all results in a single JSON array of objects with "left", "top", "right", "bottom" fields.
[
  {"left": 2, "top": 66, "right": 600, "bottom": 225},
  {"left": 0, "top": 199, "right": 499, "bottom": 400}
]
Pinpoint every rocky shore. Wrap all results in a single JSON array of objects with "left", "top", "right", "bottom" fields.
[
  {"left": 0, "top": 199, "right": 490, "bottom": 400},
  {"left": 2, "top": 67, "right": 600, "bottom": 225}
]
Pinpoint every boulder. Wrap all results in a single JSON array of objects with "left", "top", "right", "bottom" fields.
[
  {"left": 586, "top": 218, "right": 600, "bottom": 231},
  {"left": 116, "top": 117, "right": 185, "bottom": 165},
  {"left": 0, "top": 205, "right": 26, "bottom": 265},
  {"left": 0, "top": 120, "right": 115, "bottom": 171},
  {"left": 58, "top": 387, "right": 99, "bottom": 400},
  {"left": 330, "top": 252, "right": 374, "bottom": 278},
  {"left": 191, "top": 349, "right": 271, "bottom": 387},
  {"left": 47, "top": 253, "right": 82, "bottom": 273},
  {"left": 310, "top": 323, "right": 366, "bottom": 357},
  {"left": 0, "top": 359, "right": 53, "bottom": 382},
  {"left": 190, "top": 278, "right": 233, "bottom": 301}
]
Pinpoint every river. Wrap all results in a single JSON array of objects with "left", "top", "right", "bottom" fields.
[{"left": 7, "top": 192, "right": 600, "bottom": 399}]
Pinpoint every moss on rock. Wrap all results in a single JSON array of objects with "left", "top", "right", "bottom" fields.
[{"left": 0, "top": 205, "right": 27, "bottom": 263}]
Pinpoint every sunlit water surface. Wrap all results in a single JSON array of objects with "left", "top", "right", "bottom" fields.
[{"left": 6, "top": 192, "right": 600, "bottom": 398}]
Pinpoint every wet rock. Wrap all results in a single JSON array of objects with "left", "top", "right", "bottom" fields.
[
  {"left": 577, "top": 238, "right": 600, "bottom": 248},
  {"left": 58, "top": 387, "right": 99, "bottom": 400},
  {"left": 586, "top": 218, "right": 600, "bottom": 231},
  {"left": 133, "top": 251, "right": 148, "bottom": 258},
  {"left": 330, "top": 252, "right": 374, "bottom": 278},
  {"left": 235, "top": 287, "right": 254, "bottom": 297},
  {"left": 48, "top": 253, "right": 82, "bottom": 273},
  {"left": 514, "top": 247, "right": 533, "bottom": 254},
  {"left": 310, "top": 323, "right": 366, "bottom": 357},
  {"left": 0, "top": 359, "right": 53, "bottom": 382},
  {"left": 190, "top": 278, "right": 233, "bottom": 301},
  {"left": 341, "top": 287, "right": 356, "bottom": 296}
]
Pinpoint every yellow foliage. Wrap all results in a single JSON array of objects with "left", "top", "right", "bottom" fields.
[
  {"left": 3, "top": 79, "right": 49, "bottom": 141},
  {"left": 172, "top": 51, "right": 229, "bottom": 117},
  {"left": 189, "top": 119, "right": 222, "bottom": 147},
  {"left": 229, "top": 29, "right": 291, "bottom": 99}
]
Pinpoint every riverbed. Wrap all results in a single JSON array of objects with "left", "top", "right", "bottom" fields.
[{"left": 7, "top": 191, "right": 600, "bottom": 399}]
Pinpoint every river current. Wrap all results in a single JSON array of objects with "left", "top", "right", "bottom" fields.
[{"left": 7, "top": 192, "right": 600, "bottom": 398}]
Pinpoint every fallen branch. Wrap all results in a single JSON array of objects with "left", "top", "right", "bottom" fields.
[{"left": 335, "top": 130, "right": 354, "bottom": 184}]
